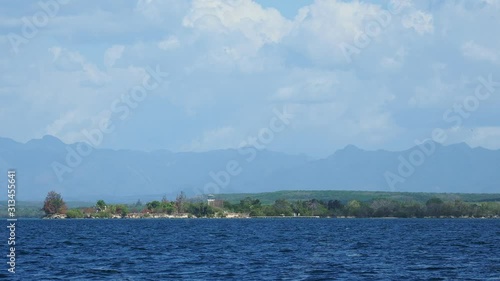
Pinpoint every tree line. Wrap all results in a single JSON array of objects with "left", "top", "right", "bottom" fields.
[
  {"left": 223, "top": 197, "right": 500, "bottom": 218},
  {"left": 40, "top": 191, "right": 500, "bottom": 218},
  {"left": 227, "top": 197, "right": 500, "bottom": 218},
  {"left": 42, "top": 191, "right": 221, "bottom": 218}
]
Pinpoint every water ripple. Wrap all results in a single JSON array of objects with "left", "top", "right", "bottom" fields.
[{"left": 8, "top": 218, "right": 500, "bottom": 280}]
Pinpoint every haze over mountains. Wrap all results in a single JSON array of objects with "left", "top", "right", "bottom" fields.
[{"left": 0, "top": 135, "right": 498, "bottom": 201}]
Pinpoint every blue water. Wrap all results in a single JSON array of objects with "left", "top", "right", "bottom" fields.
[{"left": 4, "top": 219, "right": 500, "bottom": 280}]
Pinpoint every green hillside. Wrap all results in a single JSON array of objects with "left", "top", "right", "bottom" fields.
[{"left": 216, "top": 190, "right": 500, "bottom": 205}]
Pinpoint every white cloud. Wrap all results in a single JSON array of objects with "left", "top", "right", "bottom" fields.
[
  {"left": 104, "top": 45, "right": 125, "bottom": 68},
  {"left": 49, "top": 46, "right": 109, "bottom": 86},
  {"left": 158, "top": 36, "right": 180, "bottom": 50},
  {"left": 135, "top": 0, "right": 164, "bottom": 22},
  {"left": 0, "top": 42, "right": 155, "bottom": 144},
  {"left": 45, "top": 111, "right": 78, "bottom": 137},
  {"left": 135, "top": 0, "right": 189, "bottom": 23},
  {"left": 401, "top": 10, "right": 434, "bottom": 35},
  {"left": 461, "top": 41, "right": 497, "bottom": 63},
  {"left": 442, "top": 126, "right": 500, "bottom": 150},
  {"left": 183, "top": 0, "right": 292, "bottom": 50},
  {"left": 49, "top": 46, "right": 84, "bottom": 71},
  {"left": 466, "top": 127, "right": 500, "bottom": 149},
  {"left": 483, "top": 0, "right": 500, "bottom": 9},
  {"left": 1, "top": 0, "right": 500, "bottom": 155},
  {"left": 408, "top": 64, "right": 458, "bottom": 107},
  {"left": 381, "top": 47, "right": 407, "bottom": 68},
  {"left": 270, "top": 68, "right": 400, "bottom": 149},
  {"left": 271, "top": 69, "right": 338, "bottom": 103},
  {"left": 291, "top": 0, "right": 388, "bottom": 63}
]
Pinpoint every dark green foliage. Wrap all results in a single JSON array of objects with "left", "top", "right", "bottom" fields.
[
  {"left": 162, "top": 203, "right": 175, "bottom": 214},
  {"left": 66, "top": 209, "right": 84, "bottom": 218},
  {"left": 96, "top": 200, "right": 107, "bottom": 210},
  {"left": 146, "top": 200, "right": 161, "bottom": 211},
  {"left": 224, "top": 197, "right": 500, "bottom": 218},
  {"left": 4, "top": 191, "right": 500, "bottom": 219},
  {"left": 144, "top": 200, "right": 175, "bottom": 214},
  {"left": 94, "top": 211, "right": 112, "bottom": 218},
  {"left": 114, "top": 204, "right": 129, "bottom": 216},
  {"left": 187, "top": 203, "right": 215, "bottom": 218},
  {"left": 216, "top": 190, "right": 500, "bottom": 205},
  {"left": 273, "top": 199, "right": 293, "bottom": 216},
  {"left": 327, "top": 200, "right": 344, "bottom": 210}
]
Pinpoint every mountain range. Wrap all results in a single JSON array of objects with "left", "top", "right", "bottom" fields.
[{"left": 0, "top": 135, "right": 498, "bottom": 201}]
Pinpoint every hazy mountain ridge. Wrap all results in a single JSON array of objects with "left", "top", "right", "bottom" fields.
[
  {"left": 0, "top": 136, "right": 499, "bottom": 201},
  {"left": 258, "top": 142, "right": 500, "bottom": 194}
]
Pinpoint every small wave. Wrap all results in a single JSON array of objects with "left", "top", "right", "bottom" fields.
[
  {"left": 89, "top": 267, "right": 121, "bottom": 274},
  {"left": 61, "top": 240, "right": 84, "bottom": 246},
  {"left": 470, "top": 241, "right": 489, "bottom": 245},
  {"left": 450, "top": 243, "right": 469, "bottom": 248},
  {"left": 409, "top": 266, "right": 458, "bottom": 271},
  {"left": 305, "top": 268, "right": 335, "bottom": 275}
]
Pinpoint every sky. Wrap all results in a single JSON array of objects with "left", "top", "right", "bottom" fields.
[{"left": 0, "top": 0, "right": 499, "bottom": 158}]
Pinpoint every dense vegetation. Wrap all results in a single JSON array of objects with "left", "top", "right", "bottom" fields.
[
  {"left": 1, "top": 190, "right": 499, "bottom": 218},
  {"left": 217, "top": 190, "right": 500, "bottom": 205},
  {"left": 63, "top": 192, "right": 223, "bottom": 218},
  {"left": 222, "top": 197, "right": 500, "bottom": 218}
]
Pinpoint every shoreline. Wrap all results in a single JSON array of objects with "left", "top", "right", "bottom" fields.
[{"left": 11, "top": 215, "right": 500, "bottom": 220}]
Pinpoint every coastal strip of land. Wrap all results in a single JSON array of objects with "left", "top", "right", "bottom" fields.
[{"left": 2, "top": 190, "right": 499, "bottom": 220}]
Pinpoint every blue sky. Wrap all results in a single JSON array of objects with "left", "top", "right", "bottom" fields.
[{"left": 1, "top": 0, "right": 499, "bottom": 157}]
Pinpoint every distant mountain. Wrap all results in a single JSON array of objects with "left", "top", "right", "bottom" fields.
[
  {"left": 256, "top": 142, "right": 500, "bottom": 194},
  {"left": 0, "top": 135, "right": 498, "bottom": 201},
  {"left": 0, "top": 136, "right": 308, "bottom": 201}
]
